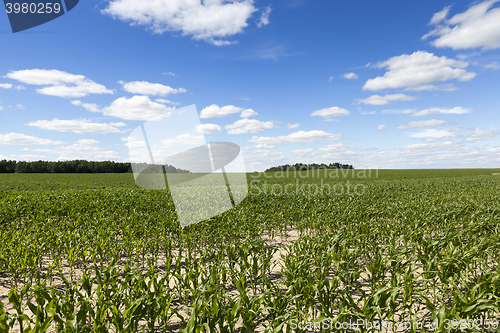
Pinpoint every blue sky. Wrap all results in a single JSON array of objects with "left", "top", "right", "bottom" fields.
[{"left": 1, "top": 0, "right": 500, "bottom": 170}]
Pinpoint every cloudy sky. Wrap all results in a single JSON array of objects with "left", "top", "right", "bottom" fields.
[{"left": 1, "top": 0, "right": 500, "bottom": 170}]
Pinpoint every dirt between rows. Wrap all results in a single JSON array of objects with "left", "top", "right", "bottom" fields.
[{"left": 1, "top": 228, "right": 498, "bottom": 332}]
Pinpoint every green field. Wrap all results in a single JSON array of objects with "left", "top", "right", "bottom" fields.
[
  {"left": 1, "top": 169, "right": 500, "bottom": 332},
  {"left": 1, "top": 168, "right": 499, "bottom": 191}
]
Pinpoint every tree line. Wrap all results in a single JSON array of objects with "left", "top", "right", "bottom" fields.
[
  {"left": 265, "top": 162, "right": 354, "bottom": 172},
  {"left": 0, "top": 160, "right": 190, "bottom": 174}
]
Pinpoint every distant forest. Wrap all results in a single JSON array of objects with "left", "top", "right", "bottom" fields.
[
  {"left": 265, "top": 163, "right": 354, "bottom": 172},
  {"left": 0, "top": 160, "right": 190, "bottom": 174}
]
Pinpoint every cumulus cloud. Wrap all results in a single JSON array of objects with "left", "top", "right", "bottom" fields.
[
  {"left": 240, "top": 108, "right": 258, "bottom": 118},
  {"left": 196, "top": 123, "right": 222, "bottom": 134},
  {"left": 343, "top": 72, "right": 359, "bottom": 79},
  {"left": 363, "top": 51, "right": 476, "bottom": 91},
  {"left": 287, "top": 123, "right": 299, "bottom": 129},
  {"left": 256, "top": 6, "right": 271, "bottom": 27},
  {"left": 0, "top": 133, "right": 64, "bottom": 145},
  {"left": 0, "top": 83, "right": 12, "bottom": 89},
  {"left": 356, "top": 94, "right": 416, "bottom": 106},
  {"left": 311, "top": 107, "right": 350, "bottom": 119},
  {"left": 253, "top": 144, "right": 275, "bottom": 149},
  {"left": 5, "top": 69, "right": 113, "bottom": 98},
  {"left": 466, "top": 128, "right": 497, "bottom": 141},
  {"left": 225, "top": 118, "right": 277, "bottom": 134},
  {"left": 409, "top": 129, "right": 452, "bottom": 138},
  {"left": 248, "top": 130, "right": 342, "bottom": 144},
  {"left": 483, "top": 61, "right": 499, "bottom": 69},
  {"left": 404, "top": 141, "right": 457, "bottom": 150},
  {"left": 405, "top": 84, "right": 457, "bottom": 91},
  {"left": 318, "top": 143, "right": 345, "bottom": 152},
  {"left": 102, "top": 0, "right": 257, "bottom": 45},
  {"left": 121, "top": 81, "right": 187, "bottom": 96},
  {"left": 57, "top": 139, "right": 120, "bottom": 161},
  {"left": 423, "top": 0, "right": 500, "bottom": 50},
  {"left": 395, "top": 119, "right": 446, "bottom": 129},
  {"left": 16, "top": 104, "right": 25, "bottom": 110},
  {"left": 155, "top": 98, "right": 179, "bottom": 105},
  {"left": 429, "top": 5, "right": 452, "bottom": 25},
  {"left": 292, "top": 148, "right": 317, "bottom": 155},
  {"left": 71, "top": 100, "right": 100, "bottom": 113},
  {"left": 200, "top": 104, "right": 242, "bottom": 118},
  {"left": 402, "top": 107, "right": 471, "bottom": 117},
  {"left": 161, "top": 134, "right": 205, "bottom": 148},
  {"left": 103, "top": 95, "right": 173, "bottom": 121},
  {"left": 377, "top": 125, "right": 388, "bottom": 131},
  {"left": 27, "top": 119, "right": 126, "bottom": 134}
]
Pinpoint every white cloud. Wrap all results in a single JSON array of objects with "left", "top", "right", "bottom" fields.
[
  {"left": 240, "top": 108, "right": 258, "bottom": 118},
  {"left": 292, "top": 148, "right": 317, "bottom": 155},
  {"left": 0, "top": 83, "right": 12, "bottom": 89},
  {"left": 328, "top": 76, "right": 334, "bottom": 82},
  {"left": 121, "top": 81, "right": 187, "bottom": 96},
  {"left": 24, "top": 148, "right": 53, "bottom": 153},
  {"left": 163, "top": 72, "right": 176, "bottom": 76},
  {"left": 363, "top": 51, "right": 476, "bottom": 91},
  {"left": 0, "top": 133, "right": 64, "bottom": 145},
  {"left": 343, "top": 72, "right": 359, "bottom": 79},
  {"left": 423, "top": 0, "right": 500, "bottom": 50},
  {"left": 102, "top": 0, "right": 257, "bottom": 45},
  {"left": 5, "top": 69, "right": 113, "bottom": 98},
  {"left": 57, "top": 139, "right": 120, "bottom": 161},
  {"left": 409, "top": 129, "right": 452, "bottom": 138},
  {"left": 311, "top": 107, "right": 350, "bottom": 119},
  {"left": 405, "top": 84, "right": 457, "bottom": 91},
  {"left": 248, "top": 130, "right": 342, "bottom": 144},
  {"left": 484, "top": 61, "right": 499, "bottom": 69},
  {"left": 402, "top": 107, "right": 471, "bottom": 117},
  {"left": 318, "top": 143, "right": 345, "bottom": 152},
  {"left": 15, "top": 85, "right": 25, "bottom": 90},
  {"left": 155, "top": 98, "right": 179, "bottom": 105},
  {"left": 27, "top": 119, "right": 126, "bottom": 134},
  {"left": 256, "top": 6, "right": 271, "bottom": 27},
  {"left": 15, "top": 104, "right": 24, "bottom": 110},
  {"left": 429, "top": 5, "right": 451, "bottom": 25},
  {"left": 71, "top": 100, "right": 101, "bottom": 113},
  {"left": 395, "top": 119, "right": 446, "bottom": 129},
  {"left": 160, "top": 133, "right": 205, "bottom": 147},
  {"left": 253, "top": 144, "right": 275, "bottom": 149},
  {"left": 200, "top": 104, "right": 242, "bottom": 118},
  {"left": 196, "top": 123, "right": 222, "bottom": 134},
  {"left": 103, "top": 95, "right": 173, "bottom": 121},
  {"left": 225, "top": 118, "right": 277, "bottom": 134},
  {"left": 405, "top": 141, "right": 457, "bottom": 150},
  {"left": 287, "top": 123, "right": 300, "bottom": 129},
  {"left": 356, "top": 94, "right": 416, "bottom": 106},
  {"left": 377, "top": 125, "right": 388, "bottom": 131},
  {"left": 466, "top": 128, "right": 497, "bottom": 141}
]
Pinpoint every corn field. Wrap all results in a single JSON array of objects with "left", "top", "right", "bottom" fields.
[{"left": 1, "top": 171, "right": 500, "bottom": 332}]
